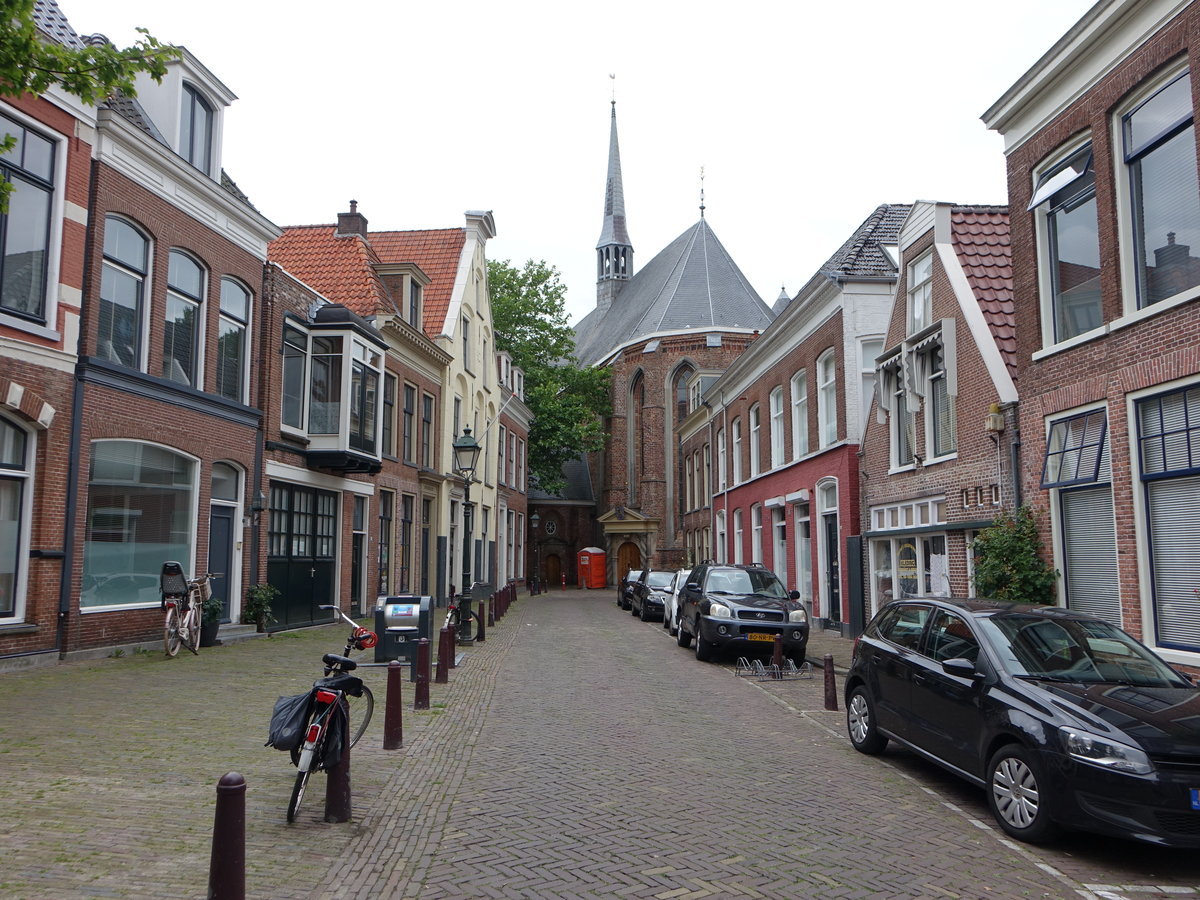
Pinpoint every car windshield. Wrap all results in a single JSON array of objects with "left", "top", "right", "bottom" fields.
[
  {"left": 976, "top": 613, "right": 1189, "bottom": 687},
  {"left": 706, "top": 568, "right": 787, "bottom": 598},
  {"left": 646, "top": 572, "right": 674, "bottom": 588}
]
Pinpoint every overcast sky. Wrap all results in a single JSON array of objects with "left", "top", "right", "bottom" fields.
[{"left": 71, "top": 0, "right": 1096, "bottom": 326}]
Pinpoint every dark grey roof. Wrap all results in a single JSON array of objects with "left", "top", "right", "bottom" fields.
[
  {"left": 103, "top": 94, "right": 170, "bottom": 146},
  {"left": 816, "top": 203, "right": 911, "bottom": 280},
  {"left": 596, "top": 103, "right": 631, "bottom": 249},
  {"left": 33, "top": 0, "right": 85, "bottom": 49},
  {"left": 574, "top": 217, "right": 775, "bottom": 365},
  {"left": 529, "top": 454, "right": 595, "bottom": 502}
]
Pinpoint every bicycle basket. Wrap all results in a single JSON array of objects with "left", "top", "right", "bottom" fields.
[{"left": 198, "top": 577, "right": 212, "bottom": 602}]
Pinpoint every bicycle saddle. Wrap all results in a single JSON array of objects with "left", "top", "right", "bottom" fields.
[{"left": 322, "top": 652, "right": 357, "bottom": 671}]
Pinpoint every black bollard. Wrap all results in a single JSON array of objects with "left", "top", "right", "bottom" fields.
[
  {"left": 488, "top": 594, "right": 495, "bottom": 627},
  {"left": 208, "top": 772, "right": 245, "bottom": 900},
  {"left": 324, "top": 718, "right": 351, "bottom": 823},
  {"left": 435, "top": 626, "right": 449, "bottom": 684},
  {"left": 772, "top": 635, "right": 784, "bottom": 678},
  {"left": 414, "top": 637, "right": 430, "bottom": 710},
  {"left": 476, "top": 597, "right": 486, "bottom": 643},
  {"left": 448, "top": 621, "right": 458, "bottom": 667},
  {"left": 383, "top": 660, "right": 403, "bottom": 750},
  {"left": 823, "top": 653, "right": 838, "bottom": 711}
]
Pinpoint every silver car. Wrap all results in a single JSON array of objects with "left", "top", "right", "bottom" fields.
[{"left": 660, "top": 568, "right": 690, "bottom": 636}]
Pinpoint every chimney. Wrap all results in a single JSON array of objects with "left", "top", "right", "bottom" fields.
[{"left": 336, "top": 200, "right": 368, "bottom": 237}]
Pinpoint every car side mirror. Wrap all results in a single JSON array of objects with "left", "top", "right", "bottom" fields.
[
  {"left": 942, "top": 658, "right": 978, "bottom": 679},
  {"left": 686, "top": 582, "right": 699, "bottom": 591},
  {"left": 788, "top": 590, "right": 800, "bottom": 600}
]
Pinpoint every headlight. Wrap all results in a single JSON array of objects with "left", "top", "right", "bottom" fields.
[
  {"left": 708, "top": 603, "right": 732, "bottom": 619},
  {"left": 1059, "top": 727, "right": 1153, "bottom": 775},
  {"left": 789, "top": 607, "right": 808, "bottom": 624}
]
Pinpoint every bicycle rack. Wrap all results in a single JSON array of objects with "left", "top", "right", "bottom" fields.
[{"left": 734, "top": 657, "right": 813, "bottom": 680}]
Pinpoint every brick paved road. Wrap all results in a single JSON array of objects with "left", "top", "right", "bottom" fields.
[{"left": 2, "top": 590, "right": 1198, "bottom": 899}]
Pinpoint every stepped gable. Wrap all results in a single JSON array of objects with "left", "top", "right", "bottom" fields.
[
  {"left": 269, "top": 225, "right": 389, "bottom": 317},
  {"left": 368, "top": 229, "right": 466, "bottom": 337},
  {"left": 574, "top": 217, "right": 774, "bottom": 366},
  {"left": 951, "top": 206, "right": 1015, "bottom": 378}
]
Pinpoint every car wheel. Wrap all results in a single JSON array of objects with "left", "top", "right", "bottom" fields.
[
  {"left": 676, "top": 622, "right": 692, "bottom": 648},
  {"left": 986, "top": 745, "right": 1060, "bottom": 844},
  {"left": 846, "top": 686, "right": 887, "bottom": 755},
  {"left": 694, "top": 621, "right": 713, "bottom": 662}
]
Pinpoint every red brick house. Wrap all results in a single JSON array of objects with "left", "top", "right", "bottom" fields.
[
  {"left": 984, "top": 0, "right": 1200, "bottom": 671},
  {"left": 860, "top": 203, "right": 1019, "bottom": 618},
  {"left": 65, "top": 40, "right": 279, "bottom": 654},
  {"left": 0, "top": 1, "right": 95, "bottom": 663},
  {"left": 680, "top": 204, "right": 911, "bottom": 633}
]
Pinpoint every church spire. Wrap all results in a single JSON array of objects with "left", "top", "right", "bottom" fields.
[{"left": 596, "top": 86, "right": 633, "bottom": 311}]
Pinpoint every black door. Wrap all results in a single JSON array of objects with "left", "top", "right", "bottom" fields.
[
  {"left": 208, "top": 504, "right": 235, "bottom": 621},
  {"left": 266, "top": 482, "right": 338, "bottom": 629},
  {"left": 824, "top": 512, "right": 841, "bottom": 624}
]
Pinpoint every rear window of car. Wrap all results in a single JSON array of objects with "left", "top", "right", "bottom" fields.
[{"left": 646, "top": 572, "right": 674, "bottom": 588}]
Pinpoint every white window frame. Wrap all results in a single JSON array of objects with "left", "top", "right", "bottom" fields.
[
  {"left": 749, "top": 404, "right": 761, "bottom": 477},
  {"left": 731, "top": 418, "right": 743, "bottom": 484},
  {"left": 0, "top": 415, "right": 34, "bottom": 622},
  {"left": 790, "top": 370, "right": 807, "bottom": 460},
  {"left": 817, "top": 350, "right": 838, "bottom": 448},
  {"left": 751, "top": 504, "right": 763, "bottom": 564},
  {"left": 733, "top": 508, "right": 744, "bottom": 564},
  {"left": 769, "top": 387, "right": 784, "bottom": 468},
  {"left": 907, "top": 251, "right": 933, "bottom": 335},
  {"left": 717, "top": 427, "right": 727, "bottom": 491}
]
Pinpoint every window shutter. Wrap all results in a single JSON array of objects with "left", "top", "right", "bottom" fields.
[
  {"left": 1061, "top": 487, "right": 1120, "bottom": 625},
  {"left": 1147, "top": 475, "right": 1200, "bottom": 649}
]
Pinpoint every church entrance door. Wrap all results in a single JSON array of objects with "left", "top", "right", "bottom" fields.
[{"left": 616, "top": 541, "right": 641, "bottom": 583}]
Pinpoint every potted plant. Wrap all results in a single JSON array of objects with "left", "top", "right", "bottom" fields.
[
  {"left": 244, "top": 582, "right": 280, "bottom": 632},
  {"left": 199, "top": 590, "right": 223, "bottom": 647}
]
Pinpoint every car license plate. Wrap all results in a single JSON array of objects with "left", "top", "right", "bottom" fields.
[
  {"left": 1191, "top": 789, "right": 1200, "bottom": 811},
  {"left": 746, "top": 632, "right": 776, "bottom": 642}
]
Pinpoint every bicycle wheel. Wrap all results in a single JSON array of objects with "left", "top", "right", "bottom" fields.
[
  {"left": 286, "top": 765, "right": 311, "bottom": 823},
  {"left": 345, "top": 685, "right": 374, "bottom": 749},
  {"left": 163, "top": 606, "right": 181, "bottom": 657},
  {"left": 182, "top": 606, "right": 200, "bottom": 655}
]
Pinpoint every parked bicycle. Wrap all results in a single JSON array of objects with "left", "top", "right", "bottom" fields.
[
  {"left": 266, "top": 604, "right": 377, "bottom": 823},
  {"left": 160, "top": 562, "right": 218, "bottom": 657},
  {"left": 446, "top": 583, "right": 484, "bottom": 642}
]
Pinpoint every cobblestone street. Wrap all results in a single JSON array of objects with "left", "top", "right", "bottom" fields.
[{"left": 2, "top": 589, "right": 1198, "bottom": 899}]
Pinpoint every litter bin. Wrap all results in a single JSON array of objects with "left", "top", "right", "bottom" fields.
[{"left": 374, "top": 595, "right": 432, "bottom": 678}]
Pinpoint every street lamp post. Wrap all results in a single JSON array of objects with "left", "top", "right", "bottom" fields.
[
  {"left": 529, "top": 511, "right": 541, "bottom": 594},
  {"left": 452, "top": 428, "right": 482, "bottom": 603}
]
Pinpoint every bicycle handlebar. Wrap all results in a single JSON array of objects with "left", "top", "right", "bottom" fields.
[{"left": 319, "top": 604, "right": 360, "bottom": 630}]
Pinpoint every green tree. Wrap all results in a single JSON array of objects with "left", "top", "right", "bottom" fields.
[
  {"left": 488, "top": 258, "right": 610, "bottom": 494},
  {"left": 1, "top": 0, "right": 178, "bottom": 207},
  {"left": 971, "top": 504, "right": 1058, "bottom": 604}
]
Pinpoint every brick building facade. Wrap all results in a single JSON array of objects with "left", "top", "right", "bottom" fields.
[{"left": 985, "top": 0, "right": 1200, "bottom": 672}]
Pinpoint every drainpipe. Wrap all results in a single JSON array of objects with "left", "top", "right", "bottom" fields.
[{"left": 1010, "top": 426, "right": 1022, "bottom": 509}]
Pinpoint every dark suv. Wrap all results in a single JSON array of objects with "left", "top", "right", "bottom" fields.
[{"left": 676, "top": 563, "right": 808, "bottom": 663}]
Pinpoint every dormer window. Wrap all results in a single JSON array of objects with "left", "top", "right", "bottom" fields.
[{"left": 179, "top": 84, "right": 213, "bottom": 174}]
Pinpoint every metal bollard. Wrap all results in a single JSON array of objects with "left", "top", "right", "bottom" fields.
[
  {"left": 383, "top": 660, "right": 403, "bottom": 750},
  {"left": 488, "top": 594, "right": 495, "bottom": 627},
  {"left": 414, "top": 638, "right": 430, "bottom": 710},
  {"left": 823, "top": 653, "right": 838, "bottom": 711},
  {"left": 448, "top": 620, "right": 458, "bottom": 667},
  {"left": 208, "top": 772, "right": 245, "bottom": 900},
  {"left": 476, "top": 597, "right": 487, "bottom": 642},
  {"left": 324, "top": 725, "right": 351, "bottom": 823},
  {"left": 772, "top": 635, "right": 784, "bottom": 677},
  {"left": 435, "top": 626, "right": 449, "bottom": 684}
]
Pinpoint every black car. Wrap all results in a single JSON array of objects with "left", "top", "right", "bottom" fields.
[
  {"left": 630, "top": 569, "right": 675, "bottom": 622},
  {"left": 844, "top": 597, "right": 1200, "bottom": 847},
  {"left": 617, "top": 567, "right": 643, "bottom": 610},
  {"left": 676, "top": 562, "right": 808, "bottom": 663}
]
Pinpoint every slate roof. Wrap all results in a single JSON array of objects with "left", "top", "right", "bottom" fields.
[
  {"left": 816, "top": 203, "right": 911, "bottom": 281},
  {"left": 33, "top": 0, "right": 85, "bottom": 49},
  {"left": 269, "top": 226, "right": 391, "bottom": 317},
  {"left": 529, "top": 454, "right": 595, "bottom": 503},
  {"left": 950, "top": 206, "right": 1016, "bottom": 379},
  {"left": 573, "top": 217, "right": 775, "bottom": 366},
  {"left": 369, "top": 229, "right": 467, "bottom": 336}
]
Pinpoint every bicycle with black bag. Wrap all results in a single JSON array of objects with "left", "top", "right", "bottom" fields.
[{"left": 265, "top": 604, "right": 378, "bottom": 822}]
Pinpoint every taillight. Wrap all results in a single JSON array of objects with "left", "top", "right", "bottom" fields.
[
  {"left": 315, "top": 689, "right": 338, "bottom": 705},
  {"left": 305, "top": 723, "right": 322, "bottom": 743}
]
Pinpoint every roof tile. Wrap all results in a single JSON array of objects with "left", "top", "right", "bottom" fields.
[{"left": 950, "top": 206, "right": 1016, "bottom": 380}]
